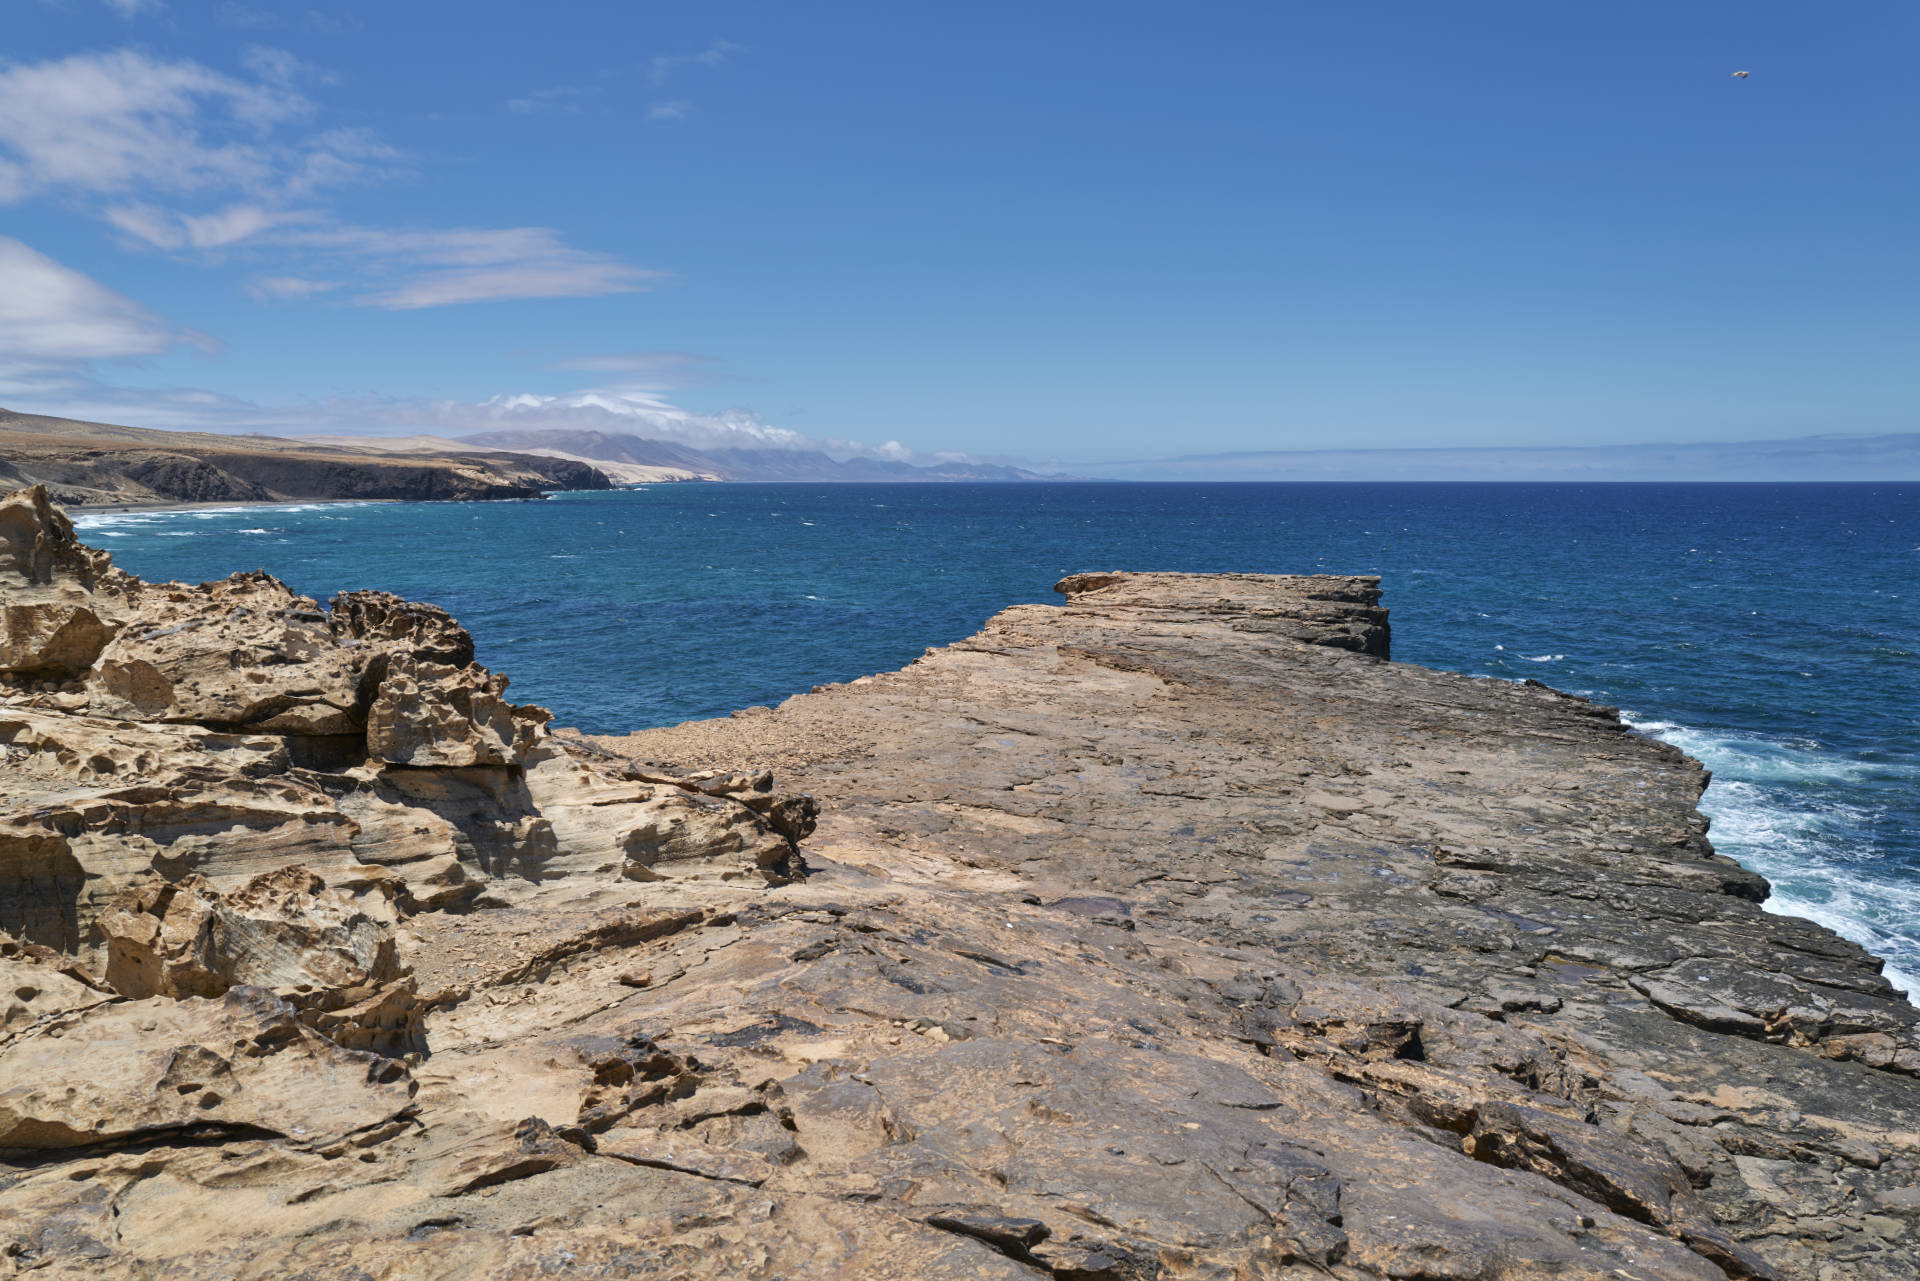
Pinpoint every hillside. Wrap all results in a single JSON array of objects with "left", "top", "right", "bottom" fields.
[{"left": 0, "top": 409, "right": 613, "bottom": 507}]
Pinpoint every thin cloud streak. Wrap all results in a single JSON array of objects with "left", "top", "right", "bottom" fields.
[
  {"left": 548, "top": 351, "right": 720, "bottom": 383},
  {"left": 273, "top": 224, "right": 664, "bottom": 309},
  {"left": 0, "top": 49, "right": 652, "bottom": 309},
  {"left": 647, "top": 39, "right": 741, "bottom": 87},
  {"left": 506, "top": 85, "right": 594, "bottom": 115},
  {"left": 0, "top": 235, "right": 182, "bottom": 364}
]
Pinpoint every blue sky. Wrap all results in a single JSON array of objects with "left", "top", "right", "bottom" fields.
[{"left": 2, "top": 1, "right": 1916, "bottom": 466}]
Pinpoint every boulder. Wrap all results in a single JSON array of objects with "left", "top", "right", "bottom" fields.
[{"left": 0, "top": 485, "right": 134, "bottom": 678}]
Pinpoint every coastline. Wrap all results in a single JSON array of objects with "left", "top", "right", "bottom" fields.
[
  {"left": 66, "top": 489, "right": 1920, "bottom": 1005},
  {"left": 66, "top": 495, "right": 397, "bottom": 518},
  {"left": 60, "top": 487, "right": 1920, "bottom": 998},
  {"left": 6, "top": 500, "right": 1917, "bottom": 1278},
  {"left": 5, "top": 482, "right": 1917, "bottom": 1277}
]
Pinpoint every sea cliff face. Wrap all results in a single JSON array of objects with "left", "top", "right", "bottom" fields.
[
  {"left": 2, "top": 488, "right": 1917, "bottom": 1279},
  {"left": 0, "top": 409, "right": 612, "bottom": 508}
]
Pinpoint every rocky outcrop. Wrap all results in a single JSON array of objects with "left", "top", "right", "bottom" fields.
[
  {"left": 0, "top": 487, "right": 137, "bottom": 679},
  {"left": 0, "top": 485, "right": 807, "bottom": 949},
  {"left": 0, "top": 482, "right": 811, "bottom": 1152},
  {"left": 2, "top": 515, "right": 1917, "bottom": 1279}
]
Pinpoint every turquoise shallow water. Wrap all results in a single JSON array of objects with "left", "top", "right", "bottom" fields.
[{"left": 74, "top": 481, "right": 1919, "bottom": 994}]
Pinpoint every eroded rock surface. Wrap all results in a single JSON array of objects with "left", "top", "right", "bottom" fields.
[
  {"left": 2, "top": 500, "right": 1916, "bottom": 1279},
  {"left": 0, "top": 485, "right": 807, "bottom": 962}
]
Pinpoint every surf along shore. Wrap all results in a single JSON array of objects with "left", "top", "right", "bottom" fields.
[{"left": 2, "top": 484, "right": 1917, "bottom": 1279}]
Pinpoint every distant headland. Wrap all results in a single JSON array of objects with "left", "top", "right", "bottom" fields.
[{"left": 0, "top": 410, "right": 1057, "bottom": 509}]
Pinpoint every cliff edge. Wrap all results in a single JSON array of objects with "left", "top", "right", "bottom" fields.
[
  {"left": 3, "top": 492, "right": 1918, "bottom": 1279},
  {"left": 0, "top": 409, "right": 613, "bottom": 507}
]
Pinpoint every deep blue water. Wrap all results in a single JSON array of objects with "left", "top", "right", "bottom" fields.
[{"left": 74, "top": 482, "right": 1919, "bottom": 995}]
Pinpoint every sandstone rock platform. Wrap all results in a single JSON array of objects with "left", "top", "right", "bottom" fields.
[{"left": 3, "top": 489, "right": 1917, "bottom": 1279}]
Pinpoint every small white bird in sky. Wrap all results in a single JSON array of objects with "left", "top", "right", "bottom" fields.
[{"left": 1731, "top": 70, "right": 1751, "bottom": 79}]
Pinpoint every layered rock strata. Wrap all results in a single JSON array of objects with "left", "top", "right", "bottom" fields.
[
  {"left": 0, "top": 482, "right": 810, "bottom": 1186},
  {"left": 0, "top": 409, "right": 612, "bottom": 508},
  {"left": 2, "top": 497, "right": 1917, "bottom": 1279}
]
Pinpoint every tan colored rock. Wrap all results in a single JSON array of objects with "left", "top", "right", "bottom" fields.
[
  {"left": 85, "top": 569, "right": 368, "bottom": 731},
  {"left": 0, "top": 485, "right": 134, "bottom": 678},
  {"left": 618, "top": 789, "right": 797, "bottom": 884},
  {"left": 95, "top": 867, "right": 429, "bottom": 1056},
  {"left": 328, "top": 588, "right": 475, "bottom": 666},
  {"left": 99, "top": 867, "right": 401, "bottom": 1002},
  {"left": 364, "top": 654, "right": 538, "bottom": 767},
  {"left": 0, "top": 485, "right": 803, "bottom": 961},
  {"left": 16, "top": 490, "right": 1918, "bottom": 1278},
  {"left": 0, "top": 935, "right": 114, "bottom": 1036},
  {"left": 0, "top": 986, "right": 415, "bottom": 1150}
]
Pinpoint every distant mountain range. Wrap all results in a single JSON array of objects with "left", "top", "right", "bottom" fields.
[
  {"left": 453, "top": 429, "right": 1059, "bottom": 483},
  {"left": 1086, "top": 432, "right": 1920, "bottom": 482}
]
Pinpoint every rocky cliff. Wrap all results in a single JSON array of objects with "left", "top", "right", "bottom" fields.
[
  {"left": 0, "top": 410, "right": 612, "bottom": 508},
  {"left": 2, "top": 491, "right": 1917, "bottom": 1279}
]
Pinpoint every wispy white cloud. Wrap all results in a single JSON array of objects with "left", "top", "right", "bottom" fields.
[
  {"left": 446, "top": 389, "right": 928, "bottom": 461},
  {"left": 105, "top": 201, "right": 307, "bottom": 250},
  {"left": 272, "top": 225, "right": 662, "bottom": 309},
  {"left": 507, "top": 85, "right": 593, "bottom": 115},
  {"left": 463, "top": 389, "right": 809, "bottom": 451},
  {"left": 548, "top": 351, "right": 719, "bottom": 383},
  {"left": 648, "top": 39, "right": 741, "bottom": 88},
  {"left": 0, "top": 236, "right": 186, "bottom": 367},
  {"left": 238, "top": 44, "right": 336, "bottom": 88},
  {"left": 101, "top": 0, "right": 163, "bottom": 18},
  {"left": 640, "top": 39, "right": 737, "bottom": 123},
  {"left": 0, "top": 49, "right": 652, "bottom": 309},
  {"left": 360, "top": 259, "right": 655, "bottom": 310},
  {"left": 0, "top": 49, "right": 311, "bottom": 203},
  {"left": 245, "top": 274, "right": 338, "bottom": 301},
  {"left": 7, "top": 371, "right": 939, "bottom": 463}
]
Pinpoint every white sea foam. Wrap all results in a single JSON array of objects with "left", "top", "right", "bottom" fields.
[
  {"left": 1521, "top": 654, "right": 1565, "bottom": 662},
  {"left": 1629, "top": 720, "right": 1902, "bottom": 786},
  {"left": 70, "top": 513, "right": 161, "bottom": 531},
  {"left": 1629, "top": 715, "right": 1918, "bottom": 1004},
  {"left": 72, "top": 501, "right": 373, "bottom": 532}
]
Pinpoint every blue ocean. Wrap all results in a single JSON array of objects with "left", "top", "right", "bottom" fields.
[{"left": 74, "top": 482, "right": 1919, "bottom": 996}]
